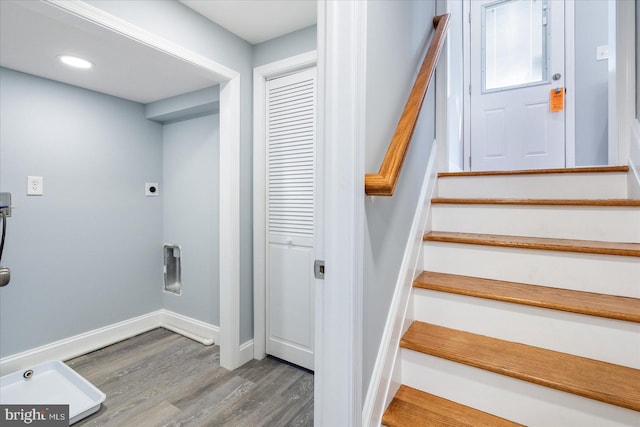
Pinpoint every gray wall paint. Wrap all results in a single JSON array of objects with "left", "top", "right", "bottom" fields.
[
  {"left": 162, "top": 114, "right": 219, "bottom": 325},
  {"left": 0, "top": 1, "right": 318, "bottom": 356},
  {"left": 575, "top": 0, "right": 609, "bottom": 166},
  {"left": 637, "top": 0, "right": 640, "bottom": 121},
  {"left": 146, "top": 86, "right": 219, "bottom": 123},
  {"left": 86, "top": 0, "right": 255, "bottom": 343},
  {"left": 253, "top": 25, "right": 317, "bottom": 67},
  {"left": 363, "top": 0, "right": 436, "bottom": 393},
  {"left": 0, "top": 68, "right": 163, "bottom": 357}
]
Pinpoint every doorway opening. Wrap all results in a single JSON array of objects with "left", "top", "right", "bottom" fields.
[
  {"left": 253, "top": 52, "right": 318, "bottom": 371},
  {"left": 0, "top": 0, "right": 243, "bottom": 370},
  {"left": 449, "top": 0, "right": 613, "bottom": 172}
]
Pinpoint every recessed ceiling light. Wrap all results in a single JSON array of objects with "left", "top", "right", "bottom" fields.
[{"left": 58, "top": 55, "right": 93, "bottom": 69}]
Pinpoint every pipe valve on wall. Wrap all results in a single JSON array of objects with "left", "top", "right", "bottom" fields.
[
  {"left": 0, "top": 192, "right": 12, "bottom": 287},
  {"left": 0, "top": 266, "right": 9, "bottom": 287}
]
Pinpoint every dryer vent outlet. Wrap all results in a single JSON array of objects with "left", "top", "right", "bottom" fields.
[{"left": 163, "top": 244, "right": 181, "bottom": 295}]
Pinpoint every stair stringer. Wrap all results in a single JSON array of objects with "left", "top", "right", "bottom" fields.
[{"left": 361, "top": 143, "right": 438, "bottom": 427}]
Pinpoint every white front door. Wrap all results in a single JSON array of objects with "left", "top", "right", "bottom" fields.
[
  {"left": 470, "top": 0, "right": 565, "bottom": 171},
  {"left": 265, "top": 67, "right": 316, "bottom": 370}
]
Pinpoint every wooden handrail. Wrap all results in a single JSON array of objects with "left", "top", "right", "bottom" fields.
[{"left": 365, "top": 13, "right": 450, "bottom": 196}]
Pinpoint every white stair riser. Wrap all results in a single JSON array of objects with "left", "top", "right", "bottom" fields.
[
  {"left": 432, "top": 205, "right": 640, "bottom": 243},
  {"left": 412, "top": 289, "right": 640, "bottom": 368},
  {"left": 423, "top": 242, "right": 640, "bottom": 298},
  {"left": 401, "top": 350, "right": 639, "bottom": 427},
  {"left": 437, "top": 173, "right": 629, "bottom": 199}
]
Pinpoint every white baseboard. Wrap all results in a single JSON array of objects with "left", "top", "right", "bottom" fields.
[
  {"left": 0, "top": 310, "right": 220, "bottom": 376},
  {"left": 238, "top": 339, "right": 255, "bottom": 366},
  {"left": 628, "top": 119, "right": 640, "bottom": 199},
  {"left": 362, "top": 142, "right": 439, "bottom": 426},
  {"left": 0, "top": 311, "right": 162, "bottom": 376}
]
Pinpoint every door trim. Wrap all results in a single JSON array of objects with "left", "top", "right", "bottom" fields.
[
  {"left": 43, "top": 0, "right": 243, "bottom": 370},
  {"left": 462, "top": 0, "right": 472, "bottom": 170},
  {"left": 436, "top": 0, "right": 465, "bottom": 172},
  {"left": 315, "top": 0, "right": 365, "bottom": 423},
  {"left": 565, "top": 0, "right": 576, "bottom": 168},
  {"left": 608, "top": 0, "right": 636, "bottom": 165},
  {"left": 252, "top": 51, "right": 317, "bottom": 361}
]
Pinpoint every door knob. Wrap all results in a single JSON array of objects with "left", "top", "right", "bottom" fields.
[{"left": 552, "top": 73, "right": 562, "bottom": 81}]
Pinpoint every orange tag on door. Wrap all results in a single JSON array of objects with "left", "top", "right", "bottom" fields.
[{"left": 550, "top": 88, "right": 564, "bottom": 112}]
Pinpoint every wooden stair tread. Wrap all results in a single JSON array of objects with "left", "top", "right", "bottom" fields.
[
  {"left": 423, "top": 231, "right": 640, "bottom": 257},
  {"left": 401, "top": 322, "right": 640, "bottom": 411},
  {"left": 382, "top": 385, "right": 524, "bottom": 427},
  {"left": 414, "top": 271, "right": 640, "bottom": 323},
  {"left": 431, "top": 198, "right": 640, "bottom": 207},
  {"left": 438, "top": 165, "right": 629, "bottom": 178}
]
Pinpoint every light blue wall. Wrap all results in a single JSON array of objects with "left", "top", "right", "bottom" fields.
[
  {"left": 0, "top": 68, "right": 163, "bottom": 357},
  {"left": 575, "top": 0, "right": 609, "bottom": 166},
  {"left": 0, "top": 1, "right": 319, "bottom": 357},
  {"left": 149, "top": 87, "right": 220, "bottom": 326},
  {"left": 253, "top": 25, "right": 317, "bottom": 67},
  {"left": 162, "top": 113, "right": 220, "bottom": 324},
  {"left": 363, "top": 0, "right": 436, "bottom": 393},
  {"left": 86, "top": 0, "right": 256, "bottom": 343},
  {"left": 146, "top": 86, "right": 219, "bottom": 123},
  {"left": 637, "top": 0, "right": 639, "bottom": 121}
]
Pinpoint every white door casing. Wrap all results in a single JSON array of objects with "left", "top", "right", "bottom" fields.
[
  {"left": 470, "top": 0, "right": 566, "bottom": 171},
  {"left": 252, "top": 51, "right": 317, "bottom": 364},
  {"left": 265, "top": 68, "right": 317, "bottom": 370},
  {"left": 315, "top": 0, "right": 365, "bottom": 422}
]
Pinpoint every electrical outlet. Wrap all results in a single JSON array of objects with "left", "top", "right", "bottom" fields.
[
  {"left": 27, "top": 176, "right": 43, "bottom": 196},
  {"left": 145, "top": 183, "right": 159, "bottom": 196}
]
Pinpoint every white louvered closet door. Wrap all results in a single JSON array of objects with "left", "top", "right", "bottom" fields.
[{"left": 265, "top": 67, "right": 316, "bottom": 370}]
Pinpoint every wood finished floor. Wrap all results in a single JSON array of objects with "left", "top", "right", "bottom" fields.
[{"left": 66, "top": 328, "right": 313, "bottom": 427}]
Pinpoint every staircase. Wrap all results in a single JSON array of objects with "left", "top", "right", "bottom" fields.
[{"left": 382, "top": 166, "right": 640, "bottom": 427}]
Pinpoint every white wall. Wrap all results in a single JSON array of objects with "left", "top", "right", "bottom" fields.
[{"left": 363, "top": 0, "right": 436, "bottom": 394}]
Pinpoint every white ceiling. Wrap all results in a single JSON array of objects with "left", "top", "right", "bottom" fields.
[
  {"left": 0, "top": 1, "right": 222, "bottom": 104},
  {"left": 0, "top": 0, "right": 317, "bottom": 105},
  {"left": 180, "top": 0, "right": 317, "bottom": 45}
]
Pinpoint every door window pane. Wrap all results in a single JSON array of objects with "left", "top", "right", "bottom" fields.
[{"left": 483, "top": 0, "right": 548, "bottom": 91}]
